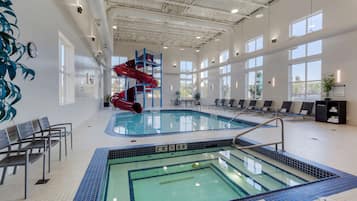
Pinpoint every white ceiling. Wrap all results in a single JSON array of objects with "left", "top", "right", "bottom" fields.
[{"left": 107, "top": 0, "right": 272, "bottom": 48}]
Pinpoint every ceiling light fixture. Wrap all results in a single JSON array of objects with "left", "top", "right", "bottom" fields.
[
  {"left": 231, "top": 9, "right": 239, "bottom": 14},
  {"left": 180, "top": 48, "right": 184, "bottom": 51},
  {"left": 195, "top": 49, "right": 200, "bottom": 53},
  {"left": 196, "top": 36, "right": 201, "bottom": 39},
  {"left": 256, "top": 14, "right": 264, "bottom": 18},
  {"left": 112, "top": 25, "right": 117, "bottom": 30},
  {"left": 163, "top": 46, "right": 168, "bottom": 49}
]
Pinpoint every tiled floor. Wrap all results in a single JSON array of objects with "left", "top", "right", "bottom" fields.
[{"left": 1, "top": 107, "right": 357, "bottom": 201}]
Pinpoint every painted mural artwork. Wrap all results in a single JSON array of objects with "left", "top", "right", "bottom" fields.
[{"left": 0, "top": 0, "right": 36, "bottom": 123}]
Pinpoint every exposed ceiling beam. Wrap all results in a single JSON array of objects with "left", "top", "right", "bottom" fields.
[
  {"left": 115, "top": 26, "right": 211, "bottom": 41},
  {"left": 115, "top": 38, "right": 195, "bottom": 49},
  {"left": 113, "top": 16, "right": 223, "bottom": 34},
  {"left": 107, "top": 3, "right": 233, "bottom": 31},
  {"left": 233, "top": 0, "right": 268, "bottom": 8},
  {"left": 114, "top": 18, "right": 222, "bottom": 35},
  {"left": 155, "top": 0, "right": 250, "bottom": 19}
]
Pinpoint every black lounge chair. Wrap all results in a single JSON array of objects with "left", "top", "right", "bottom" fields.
[
  {"left": 220, "top": 99, "right": 227, "bottom": 107},
  {"left": 0, "top": 129, "right": 47, "bottom": 199},
  {"left": 254, "top": 100, "right": 273, "bottom": 114},
  {"left": 228, "top": 99, "right": 236, "bottom": 108},
  {"left": 37, "top": 117, "right": 73, "bottom": 157},
  {"left": 285, "top": 102, "right": 315, "bottom": 119},
  {"left": 274, "top": 101, "right": 293, "bottom": 116},
  {"left": 214, "top": 99, "right": 220, "bottom": 106},
  {"left": 236, "top": 99, "right": 245, "bottom": 110},
  {"left": 246, "top": 100, "right": 257, "bottom": 111}
]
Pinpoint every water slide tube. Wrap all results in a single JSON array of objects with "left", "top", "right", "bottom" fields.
[{"left": 111, "top": 60, "right": 158, "bottom": 113}]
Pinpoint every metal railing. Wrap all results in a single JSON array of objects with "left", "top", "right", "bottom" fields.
[
  {"left": 232, "top": 117, "right": 285, "bottom": 152},
  {"left": 224, "top": 108, "right": 248, "bottom": 128}
]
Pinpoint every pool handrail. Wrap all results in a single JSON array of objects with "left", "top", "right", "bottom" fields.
[{"left": 232, "top": 117, "right": 285, "bottom": 152}]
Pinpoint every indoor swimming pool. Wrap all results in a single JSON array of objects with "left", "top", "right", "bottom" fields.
[{"left": 105, "top": 110, "right": 256, "bottom": 136}]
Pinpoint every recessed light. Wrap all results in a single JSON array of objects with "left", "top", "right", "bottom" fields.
[
  {"left": 163, "top": 46, "right": 168, "bottom": 49},
  {"left": 195, "top": 49, "right": 200, "bottom": 53},
  {"left": 231, "top": 9, "right": 239, "bottom": 14},
  {"left": 112, "top": 25, "right": 117, "bottom": 30},
  {"left": 180, "top": 48, "right": 185, "bottom": 51},
  {"left": 196, "top": 36, "right": 201, "bottom": 39},
  {"left": 256, "top": 14, "right": 264, "bottom": 18}
]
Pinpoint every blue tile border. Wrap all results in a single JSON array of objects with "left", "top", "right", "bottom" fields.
[
  {"left": 74, "top": 138, "right": 357, "bottom": 201},
  {"left": 104, "top": 109, "right": 261, "bottom": 137}
]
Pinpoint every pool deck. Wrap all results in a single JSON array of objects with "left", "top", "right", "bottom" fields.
[{"left": 1, "top": 106, "right": 357, "bottom": 201}]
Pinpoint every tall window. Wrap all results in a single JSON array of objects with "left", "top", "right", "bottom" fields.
[
  {"left": 290, "top": 40, "right": 322, "bottom": 59},
  {"left": 200, "top": 59, "right": 208, "bottom": 70},
  {"left": 180, "top": 61, "right": 193, "bottom": 98},
  {"left": 219, "top": 50, "right": 229, "bottom": 63},
  {"left": 59, "top": 32, "right": 75, "bottom": 105},
  {"left": 246, "top": 35, "right": 263, "bottom": 53},
  {"left": 111, "top": 56, "right": 128, "bottom": 95},
  {"left": 289, "top": 40, "right": 322, "bottom": 100},
  {"left": 290, "top": 11, "right": 323, "bottom": 38},
  {"left": 220, "top": 65, "right": 231, "bottom": 99},
  {"left": 200, "top": 59, "right": 209, "bottom": 98},
  {"left": 246, "top": 56, "right": 263, "bottom": 99}
]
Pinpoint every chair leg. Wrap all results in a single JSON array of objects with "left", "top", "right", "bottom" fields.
[
  {"left": 64, "top": 134, "right": 68, "bottom": 157},
  {"left": 13, "top": 166, "right": 17, "bottom": 175},
  {"left": 42, "top": 149, "right": 46, "bottom": 181},
  {"left": 70, "top": 132, "right": 73, "bottom": 150},
  {"left": 59, "top": 135, "right": 62, "bottom": 161},
  {"left": 25, "top": 152, "right": 29, "bottom": 199},
  {"left": 0, "top": 167, "right": 7, "bottom": 185},
  {"left": 48, "top": 143, "right": 51, "bottom": 173}
]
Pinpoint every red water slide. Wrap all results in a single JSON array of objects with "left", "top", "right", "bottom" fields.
[{"left": 111, "top": 60, "right": 158, "bottom": 113}]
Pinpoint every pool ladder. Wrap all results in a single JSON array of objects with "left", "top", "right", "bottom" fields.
[{"left": 232, "top": 117, "right": 285, "bottom": 152}]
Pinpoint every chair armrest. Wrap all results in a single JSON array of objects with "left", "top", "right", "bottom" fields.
[
  {"left": 50, "top": 123, "right": 72, "bottom": 131},
  {"left": 49, "top": 126, "right": 67, "bottom": 133},
  {"left": 0, "top": 149, "right": 29, "bottom": 155},
  {"left": 11, "top": 139, "right": 48, "bottom": 145}
]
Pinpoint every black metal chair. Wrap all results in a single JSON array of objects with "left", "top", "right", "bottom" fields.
[
  {"left": 0, "top": 129, "right": 46, "bottom": 199},
  {"left": 15, "top": 121, "right": 59, "bottom": 173},
  {"left": 37, "top": 117, "right": 73, "bottom": 158}
]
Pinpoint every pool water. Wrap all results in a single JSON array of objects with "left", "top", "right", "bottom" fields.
[
  {"left": 105, "top": 147, "right": 317, "bottom": 201},
  {"left": 106, "top": 110, "right": 255, "bottom": 136}
]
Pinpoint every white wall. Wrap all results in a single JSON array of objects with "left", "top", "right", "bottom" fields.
[
  {"left": 197, "top": 0, "right": 357, "bottom": 125},
  {"left": 113, "top": 41, "right": 199, "bottom": 107},
  {"left": 0, "top": 0, "right": 102, "bottom": 129}
]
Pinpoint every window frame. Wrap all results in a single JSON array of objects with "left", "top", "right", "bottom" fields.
[
  {"left": 180, "top": 61, "right": 194, "bottom": 99},
  {"left": 58, "top": 32, "right": 75, "bottom": 106},
  {"left": 245, "top": 35, "right": 264, "bottom": 53},
  {"left": 111, "top": 56, "right": 128, "bottom": 96},
  {"left": 219, "top": 65, "right": 231, "bottom": 99},
  {"left": 289, "top": 10, "right": 323, "bottom": 38},
  {"left": 245, "top": 56, "right": 264, "bottom": 100},
  {"left": 289, "top": 59, "right": 322, "bottom": 101}
]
